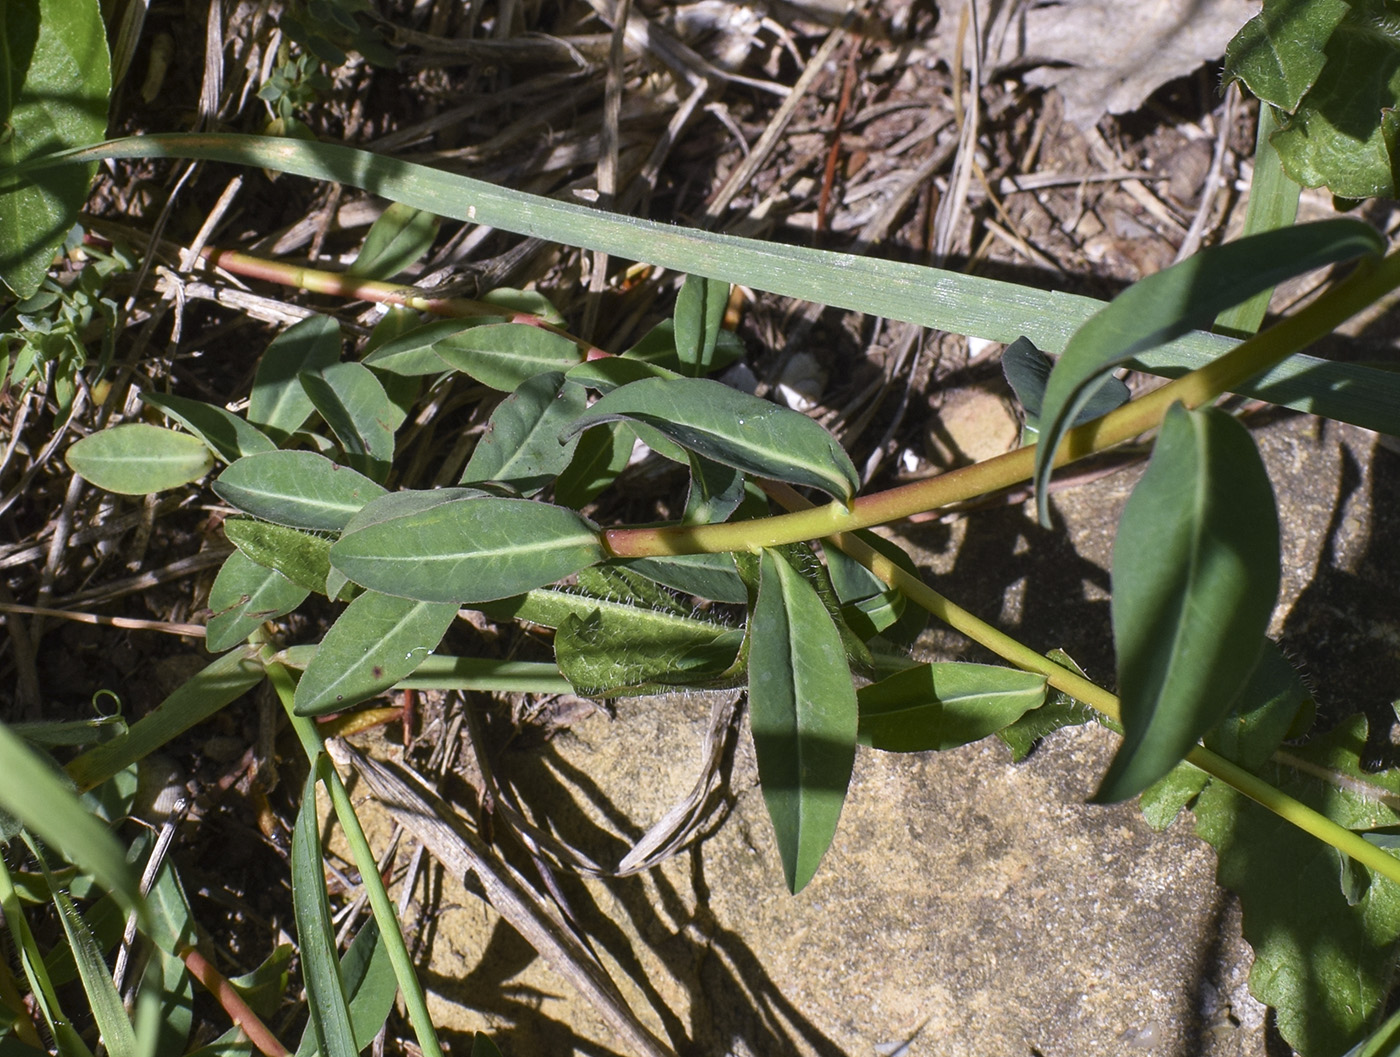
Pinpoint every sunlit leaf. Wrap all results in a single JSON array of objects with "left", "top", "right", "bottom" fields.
[
  {"left": 857, "top": 663, "right": 1047, "bottom": 752},
  {"left": 141, "top": 391, "right": 278, "bottom": 463},
  {"left": 223, "top": 518, "right": 339, "bottom": 597},
  {"left": 748, "top": 548, "right": 858, "bottom": 893},
  {"left": 432, "top": 322, "right": 582, "bottom": 391},
  {"left": 1096, "top": 404, "right": 1280, "bottom": 802},
  {"left": 66, "top": 424, "right": 214, "bottom": 495},
  {"left": 206, "top": 549, "right": 310, "bottom": 652},
  {"left": 214, "top": 451, "right": 387, "bottom": 532},
  {"left": 673, "top": 274, "right": 728, "bottom": 377},
  {"left": 563, "top": 377, "right": 859, "bottom": 503},
  {"left": 461, "top": 371, "right": 585, "bottom": 496},
  {"left": 293, "top": 591, "right": 458, "bottom": 715},
  {"left": 329, "top": 496, "right": 603, "bottom": 603},
  {"left": 299, "top": 361, "right": 403, "bottom": 482}
]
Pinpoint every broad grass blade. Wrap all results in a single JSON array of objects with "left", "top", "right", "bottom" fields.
[
  {"left": 748, "top": 548, "right": 858, "bottom": 893},
  {"left": 1097, "top": 404, "right": 1280, "bottom": 802}
]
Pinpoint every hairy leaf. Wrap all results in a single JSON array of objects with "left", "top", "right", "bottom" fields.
[{"left": 223, "top": 519, "right": 337, "bottom": 596}]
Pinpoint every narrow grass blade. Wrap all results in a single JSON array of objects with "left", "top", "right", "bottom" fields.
[
  {"left": 1096, "top": 404, "right": 1281, "bottom": 802},
  {"left": 1033, "top": 219, "right": 1382, "bottom": 525},
  {"left": 748, "top": 548, "right": 858, "bottom": 893},
  {"left": 564, "top": 377, "right": 858, "bottom": 504},
  {"left": 294, "top": 920, "right": 397, "bottom": 1057},
  {"left": 0, "top": 722, "right": 141, "bottom": 914},
  {"left": 214, "top": 451, "right": 387, "bottom": 532},
  {"left": 857, "top": 662, "right": 1047, "bottom": 752},
  {"left": 291, "top": 768, "right": 356, "bottom": 1057},
  {"left": 65, "top": 648, "right": 265, "bottom": 792},
  {"left": 248, "top": 315, "right": 342, "bottom": 444},
  {"left": 207, "top": 550, "right": 310, "bottom": 652},
  {"left": 329, "top": 496, "right": 604, "bottom": 603},
  {"left": 66, "top": 424, "right": 215, "bottom": 495},
  {"left": 141, "top": 391, "right": 278, "bottom": 463},
  {"left": 293, "top": 591, "right": 458, "bottom": 715},
  {"left": 31, "top": 842, "right": 137, "bottom": 1057}
]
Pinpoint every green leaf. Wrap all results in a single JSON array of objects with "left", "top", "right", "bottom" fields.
[
  {"left": 299, "top": 361, "right": 403, "bottom": 482},
  {"left": 461, "top": 371, "right": 586, "bottom": 496},
  {"left": 857, "top": 663, "right": 1047, "bottom": 752},
  {"left": 554, "top": 605, "right": 742, "bottom": 697},
  {"left": 223, "top": 518, "right": 340, "bottom": 596},
  {"left": 823, "top": 531, "right": 929, "bottom": 645},
  {"left": 564, "top": 377, "right": 859, "bottom": 504},
  {"left": 1032, "top": 219, "right": 1383, "bottom": 525},
  {"left": 65, "top": 649, "right": 265, "bottom": 792},
  {"left": 478, "top": 287, "right": 564, "bottom": 323},
  {"left": 1203, "top": 640, "right": 1314, "bottom": 771},
  {"left": 432, "top": 322, "right": 582, "bottom": 391},
  {"left": 673, "top": 274, "right": 728, "bottom": 377},
  {"left": 65, "top": 424, "right": 214, "bottom": 495},
  {"left": 470, "top": 1034, "right": 505, "bottom": 1057},
  {"left": 206, "top": 549, "right": 310, "bottom": 651},
  {"left": 214, "top": 451, "right": 387, "bottom": 532},
  {"left": 552, "top": 420, "right": 632, "bottom": 508},
  {"left": 614, "top": 553, "right": 749, "bottom": 605},
  {"left": 294, "top": 920, "right": 397, "bottom": 1057},
  {"left": 247, "top": 315, "right": 342, "bottom": 444},
  {"left": 1227, "top": 0, "right": 1400, "bottom": 198},
  {"left": 0, "top": 0, "right": 110, "bottom": 298},
  {"left": 140, "top": 391, "right": 278, "bottom": 463},
  {"left": 567, "top": 355, "right": 680, "bottom": 392},
  {"left": 996, "top": 649, "right": 1097, "bottom": 762},
  {"left": 748, "top": 548, "right": 858, "bottom": 893},
  {"left": 1195, "top": 715, "right": 1400, "bottom": 1056},
  {"left": 291, "top": 769, "right": 357, "bottom": 1057},
  {"left": 683, "top": 454, "right": 746, "bottom": 525},
  {"left": 1095, "top": 405, "right": 1281, "bottom": 803},
  {"left": 346, "top": 202, "right": 439, "bottom": 279},
  {"left": 0, "top": 722, "right": 141, "bottom": 914},
  {"left": 329, "top": 496, "right": 604, "bottom": 603},
  {"left": 1000, "top": 336, "right": 1129, "bottom": 433},
  {"left": 293, "top": 591, "right": 458, "bottom": 715},
  {"left": 621, "top": 318, "right": 744, "bottom": 373},
  {"left": 360, "top": 318, "right": 476, "bottom": 376}
]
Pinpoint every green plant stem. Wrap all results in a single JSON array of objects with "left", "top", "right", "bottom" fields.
[
  {"left": 264, "top": 658, "right": 446, "bottom": 1057},
  {"left": 789, "top": 492, "right": 1400, "bottom": 888},
  {"left": 606, "top": 245, "right": 1400, "bottom": 557}
]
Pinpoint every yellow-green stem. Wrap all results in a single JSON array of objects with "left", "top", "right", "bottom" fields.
[
  {"left": 264, "top": 660, "right": 446, "bottom": 1057},
  {"left": 606, "top": 246, "right": 1400, "bottom": 557}
]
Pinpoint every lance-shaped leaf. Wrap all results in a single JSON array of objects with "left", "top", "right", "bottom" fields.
[
  {"left": 361, "top": 318, "right": 493, "bottom": 376},
  {"left": 748, "top": 548, "right": 858, "bottom": 893},
  {"left": 141, "top": 391, "right": 278, "bottom": 463},
  {"left": 293, "top": 920, "right": 397, "bottom": 1057},
  {"left": 553, "top": 420, "right": 632, "bottom": 508},
  {"left": 615, "top": 553, "right": 748, "bottom": 605},
  {"left": 214, "top": 451, "right": 386, "bottom": 532},
  {"left": 247, "top": 314, "right": 342, "bottom": 444},
  {"left": 329, "top": 496, "right": 603, "bottom": 603},
  {"left": 564, "top": 377, "right": 859, "bottom": 504},
  {"left": 346, "top": 201, "right": 439, "bottom": 279},
  {"left": 206, "top": 550, "right": 310, "bottom": 652},
  {"left": 299, "top": 361, "right": 403, "bottom": 482},
  {"left": 461, "top": 371, "right": 585, "bottom": 495},
  {"left": 674, "top": 274, "right": 729, "bottom": 376},
  {"left": 1033, "top": 219, "right": 1383, "bottom": 525},
  {"left": 1095, "top": 404, "right": 1280, "bottom": 803},
  {"left": 223, "top": 519, "right": 337, "bottom": 596},
  {"left": 294, "top": 591, "right": 458, "bottom": 714},
  {"left": 999, "top": 336, "right": 1129, "bottom": 436},
  {"left": 66, "top": 423, "right": 214, "bottom": 494},
  {"left": 858, "top": 663, "right": 1047, "bottom": 752},
  {"left": 291, "top": 769, "right": 357, "bottom": 1057},
  {"left": 556, "top": 609, "right": 743, "bottom": 696},
  {"left": 432, "top": 322, "right": 582, "bottom": 391}
]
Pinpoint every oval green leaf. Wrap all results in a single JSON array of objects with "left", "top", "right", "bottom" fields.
[
  {"left": 66, "top": 423, "right": 214, "bottom": 494},
  {"left": 329, "top": 496, "right": 604, "bottom": 603},
  {"left": 248, "top": 314, "right": 343, "bottom": 443},
  {"left": 214, "top": 451, "right": 387, "bottom": 532},
  {"left": 749, "top": 548, "right": 858, "bottom": 893},
  {"left": 361, "top": 318, "right": 487, "bottom": 376},
  {"left": 1095, "top": 404, "right": 1281, "bottom": 802},
  {"left": 563, "top": 377, "right": 859, "bottom": 504},
  {"left": 300, "top": 361, "right": 402, "bottom": 482},
  {"left": 346, "top": 202, "right": 440, "bottom": 280},
  {"left": 857, "top": 662, "right": 1047, "bottom": 752},
  {"left": 674, "top": 274, "right": 728, "bottom": 377},
  {"left": 1033, "top": 218, "right": 1383, "bottom": 525},
  {"left": 432, "top": 322, "right": 582, "bottom": 391},
  {"left": 461, "top": 371, "right": 585, "bottom": 496},
  {"left": 206, "top": 550, "right": 310, "bottom": 652},
  {"left": 293, "top": 591, "right": 458, "bottom": 715},
  {"left": 141, "top": 390, "right": 278, "bottom": 463}
]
